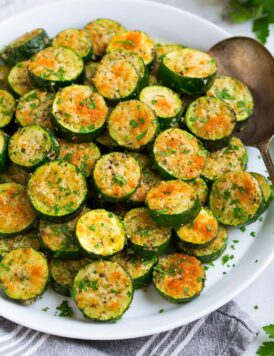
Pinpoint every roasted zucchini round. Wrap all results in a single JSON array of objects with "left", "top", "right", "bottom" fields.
[
  {"left": 0, "top": 89, "right": 15, "bottom": 128},
  {"left": 251, "top": 172, "right": 272, "bottom": 213},
  {"left": 188, "top": 177, "right": 208, "bottom": 206},
  {"left": 8, "top": 61, "right": 34, "bottom": 97},
  {"left": 0, "top": 130, "right": 9, "bottom": 173}
]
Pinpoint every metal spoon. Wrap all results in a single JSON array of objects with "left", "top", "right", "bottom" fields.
[{"left": 209, "top": 37, "right": 274, "bottom": 184}]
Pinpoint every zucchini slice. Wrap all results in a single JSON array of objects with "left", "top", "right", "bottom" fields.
[
  {"left": 128, "top": 152, "right": 150, "bottom": 170},
  {"left": 202, "top": 136, "right": 248, "bottom": 183},
  {"left": 188, "top": 177, "right": 208, "bottom": 206},
  {"left": 72, "top": 260, "right": 133, "bottom": 321},
  {"left": 124, "top": 207, "right": 172, "bottom": 257},
  {"left": 1, "top": 28, "right": 50, "bottom": 67},
  {"left": 153, "top": 253, "right": 205, "bottom": 303},
  {"left": 156, "top": 43, "right": 184, "bottom": 59},
  {"left": 93, "top": 152, "right": 141, "bottom": 202},
  {"left": 0, "top": 163, "right": 29, "bottom": 185},
  {"left": 0, "top": 130, "right": 9, "bottom": 173},
  {"left": 84, "top": 61, "right": 98, "bottom": 88},
  {"left": 184, "top": 96, "right": 236, "bottom": 150},
  {"left": 179, "top": 225, "right": 228, "bottom": 263},
  {"left": 0, "top": 248, "right": 49, "bottom": 302},
  {"left": 28, "top": 47, "right": 84, "bottom": 90},
  {"left": 153, "top": 128, "right": 207, "bottom": 180},
  {"left": 8, "top": 61, "right": 34, "bottom": 97},
  {"left": 85, "top": 18, "right": 125, "bottom": 58},
  {"left": 251, "top": 172, "right": 272, "bottom": 212},
  {"left": 8, "top": 125, "right": 59, "bottom": 171},
  {"left": 49, "top": 258, "right": 90, "bottom": 296},
  {"left": 27, "top": 160, "right": 87, "bottom": 222},
  {"left": 15, "top": 89, "right": 54, "bottom": 130},
  {"left": 139, "top": 86, "right": 182, "bottom": 129},
  {"left": 75, "top": 209, "right": 126, "bottom": 258},
  {"left": 108, "top": 100, "right": 159, "bottom": 151},
  {"left": 107, "top": 30, "right": 156, "bottom": 67},
  {"left": 207, "top": 75, "right": 254, "bottom": 123},
  {"left": 52, "top": 28, "right": 92, "bottom": 62},
  {"left": 111, "top": 250, "right": 157, "bottom": 289},
  {"left": 0, "top": 182, "right": 36, "bottom": 237},
  {"left": 209, "top": 171, "right": 263, "bottom": 227},
  {"left": 52, "top": 85, "right": 108, "bottom": 142},
  {"left": 0, "top": 65, "right": 9, "bottom": 90},
  {"left": 158, "top": 48, "right": 217, "bottom": 95},
  {"left": 95, "top": 130, "right": 120, "bottom": 152},
  {"left": 175, "top": 207, "right": 218, "bottom": 249},
  {"left": 0, "top": 90, "right": 15, "bottom": 128},
  {"left": 146, "top": 180, "right": 201, "bottom": 227}
]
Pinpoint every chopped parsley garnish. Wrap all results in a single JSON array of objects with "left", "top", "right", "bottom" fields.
[
  {"left": 113, "top": 174, "right": 127, "bottom": 186},
  {"left": 56, "top": 300, "right": 73, "bottom": 317}
]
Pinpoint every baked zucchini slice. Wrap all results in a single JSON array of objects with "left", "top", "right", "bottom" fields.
[
  {"left": 72, "top": 260, "right": 133, "bottom": 321},
  {"left": 95, "top": 130, "right": 120, "bottom": 152},
  {"left": 8, "top": 125, "right": 59, "bottom": 171},
  {"left": 158, "top": 48, "right": 217, "bottom": 95},
  {"left": 209, "top": 171, "right": 263, "bottom": 227},
  {"left": 107, "top": 30, "right": 156, "bottom": 68},
  {"left": 75, "top": 209, "right": 126, "bottom": 258},
  {"left": 0, "top": 183, "right": 36, "bottom": 237},
  {"left": 52, "top": 28, "right": 92, "bottom": 62},
  {"left": 93, "top": 152, "right": 141, "bottom": 202},
  {"left": 15, "top": 89, "right": 54, "bottom": 130},
  {"left": 84, "top": 61, "right": 98, "bottom": 88},
  {"left": 49, "top": 258, "right": 90, "bottom": 296},
  {"left": 202, "top": 136, "right": 248, "bottom": 184},
  {"left": 124, "top": 207, "right": 172, "bottom": 257},
  {"left": 28, "top": 47, "right": 84, "bottom": 90},
  {"left": 146, "top": 180, "right": 201, "bottom": 227},
  {"left": 52, "top": 85, "right": 108, "bottom": 142},
  {"left": 0, "top": 248, "right": 49, "bottom": 302},
  {"left": 108, "top": 100, "right": 159, "bottom": 151},
  {"left": 85, "top": 18, "right": 125, "bottom": 58},
  {"left": 179, "top": 225, "right": 228, "bottom": 263},
  {"left": 0, "top": 90, "right": 15, "bottom": 128},
  {"left": 27, "top": 160, "right": 87, "bottom": 222},
  {"left": 207, "top": 75, "right": 254, "bottom": 123},
  {"left": 1, "top": 28, "right": 50, "bottom": 67},
  {"left": 251, "top": 172, "right": 272, "bottom": 212},
  {"left": 8, "top": 61, "right": 34, "bottom": 97},
  {"left": 184, "top": 96, "right": 236, "bottom": 151},
  {"left": 0, "top": 130, "right": 9, "bottom": 173},
  {"left": 153, "top": 128, "right": 207, "bottom": 180},
  {"left": 139, "top": 86, "right": 182, "bottom": 129},
  {"left": 0, "top": 65, "right": 9, "bottom": 90},
  {"left": 111, "top": 250, "right": 157, "bottom": 289},
  {"left": 188, "top": 177, "right": 208, "bottom": 206},
  {"left": 175, "top": 207, "right": 218, "bottom": 249},
  {"left": 0, "top": 163, "right": 29, "bottom": 185},
  {"left": 156, "top": 43, "right": 184, "bottom": 59},
  {"left": 153, "top": 253, "right": 205, "bottom": 303}
]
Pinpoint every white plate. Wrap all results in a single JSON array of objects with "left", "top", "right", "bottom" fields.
[{"left": 0, "top": 0, "right": 273, "bottom": 341}]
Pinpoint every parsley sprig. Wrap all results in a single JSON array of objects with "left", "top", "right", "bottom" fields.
[{"left": 257, "top": 324, "right": 274, "bottom": 355}]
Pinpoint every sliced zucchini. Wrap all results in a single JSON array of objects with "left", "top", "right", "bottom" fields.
[
  {"left": 8, "top": 61, "right": 34, "bottom": 97},
  {"left": 251, "top": 172, "right": 272, "bottom": 212},
  {"left": 108, "top": 100, "right": 159, "bottom": 151},
  {"left": 107, "top": 30, "right": 155, "bottom": 68},
  {"left": 72, "top": 260, "right": 133, "bottom": 321},
  {"left": 0, "top": 65, "right": 9, "bottom": 90},
  {"left": 52, "top": 28, "right": 92, "bottom": 61},
  {"left": 0, "top": 130, "right": 9, "bottom": 173},
  {"left": 107, "top": 203, "right": 129, "bottom": 220},
  {"left": 1, "top": 28, "right": 50, "bottom": 67},
  {"left": 0, "top": 248, "right": 48, "bottom": 302},
  {"left": 95, "top": 130, "right": 119, "bottom": 152},
  {"left": 202, "top": 136, "right": 248, "bottom": 183},
  {"left": 0, "top": 163, "right": 29, "bottom": 185},
  {"left": 207, "top": 75, "right": 254, "bottom": 123},
  {"left": 75, "top": 209, "right": 126, "bottom": 258},
  {"left": 153, "top": 253, "right": 205, "bottom": 303},
  {"left": 139, "top": 86, "right": 182, "bottom": 129},
  {"left": 156, "top": 43, "right": 184, "bottom": 59},
  {"left": 184, "top": 96, "right": 236, "bottom": 150},
  {"left": 85, "top": 18, "right": 125, "bottom": 58},
  {"left": 146, "top": 180, "right": 201, "bottom": 227},
  {"left": 124, "top": 207, "right": 172, "bottom": 257},
  {"left": 93, "top": 152, "right": 141, "bottom": 202},
  {"left": 0, "top": 90, "right": 15, "bottom": 128},
  {"left": 158, "top": 48, "right": 217, "bottom": 95},
  {"left": 179, "top": 225, "right": 228, "bottom": 263},
  {"left": 8, "top": 125, "right": 59, "bottom": 171},
  {"left": 188, "top": 177, "right": 208, "bottom": 206},
  {"left": 153, "top": 128, "right": 207, "bottom": 180},
  {"left": 84, "top": 61, "right": 98, "bottom": 88},
  {"left": 52, "top": 85, "right": 108, "bottom": 142},
  {"left": 209, "top": 171, "right": 263, "bottom": 227},
  {"left": 175, "top": 207, "right": 218, "bottom": 249},
  {"left": 28, "top": 47, "right": 84, "bottom": 90},
  {"left": 49, "top": 258, "right": 90, "bottom": 296},
  {"left": 15, "top": 89, "right": 54, "bottom": 130},
  {"left": 111, "top": 250, "right": 157, "bottom": 289},
  {"left": 128, "top": 152, "right": 150, "bottom": 170},
  {"left": 0, "top": 182, "right": 36, "bottom": 237},
  {"left": 27, "top": 160, "right": 87, "bottom": 222}
]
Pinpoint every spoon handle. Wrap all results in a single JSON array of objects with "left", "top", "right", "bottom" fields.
[{"left": 258, "top": 142, "right": 274, "bottom": 185}]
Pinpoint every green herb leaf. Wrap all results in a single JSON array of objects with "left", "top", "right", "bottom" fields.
[
  {"left": 56, "top": 300, "right": 73, "bottom": 317},
  {"left": 257, "top": 341, "right": 274, "bottom": 355},
  {"left": 264, "top": 325, "right": 274, "bottom": 339},
  {"left": 113, "top": 174, "right": 127, "bottom": 186},
  {"left": 136, "top": 130, "right": 148, "bottom": 141}
]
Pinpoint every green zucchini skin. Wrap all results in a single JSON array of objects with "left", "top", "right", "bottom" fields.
[
  {"left": 8, "top": 61, "right": 34, "bottom": 97},
  {"left": 0, "top": 90, "right": 15, "bottom": 129},
  {"left": 0, "top": 130, "right": 9, "bottom": 173},
  {"left": 251, "top": 172, "right": 273, "bottom": 213},
  {"left": 1, "top": 29, "right": 50, "bottom": 67}
]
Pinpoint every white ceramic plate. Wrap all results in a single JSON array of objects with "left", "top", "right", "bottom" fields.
[{"left": 0, "top": 0, "right": 273, "bottom": 341}]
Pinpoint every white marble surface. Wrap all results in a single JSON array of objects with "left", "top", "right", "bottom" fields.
[{"left": 0, "top": 0, "right": 273, "bottom": 354}]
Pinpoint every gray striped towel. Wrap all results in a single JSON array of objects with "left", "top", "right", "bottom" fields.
[{"left": 0, "top": 301, "right": 257, "bottom": 356}]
